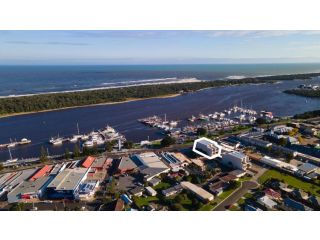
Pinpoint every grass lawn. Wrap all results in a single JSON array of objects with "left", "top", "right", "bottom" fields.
[
  {"left": 198, "top": 203, "right": 217, "bottom": 211},
  {"left": 154, "top": 182, "right": 171, "bottom": 191},
  {"left": 258, "top": 169, "right": 320, "bottom": 196},
  {"left": 133, "top": 196, "right": 159, "bottom": 208}
]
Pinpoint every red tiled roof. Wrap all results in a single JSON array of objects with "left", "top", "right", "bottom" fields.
[{"left": 82, "top": 156, "right": 96, "bottom": 168}]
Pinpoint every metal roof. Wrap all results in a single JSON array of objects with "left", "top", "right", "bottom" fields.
[{"left": 47, "top": 168, "right": 88, "bottom": 191}]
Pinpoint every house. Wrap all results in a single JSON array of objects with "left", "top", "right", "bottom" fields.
[
  {"left": 129, "top": 186, "right": 144, "bottom": 197},
  {"left": 284, "top": 198, "right": 312, "bottom": 211},
  {"left": 221, "top": 151, "right": 250, "bottom": 171},
  {"left": 229, "top": 169, "right": 247, "bottom": 178},
  {"left": 308, "top": 195, "right": 320, "bottom": 208},
  {"left": 291, "top": 188, "right": 309, "bottom": 201},
  {"left": 244, "top": 204, "right": 262, "bottom": 211},
  {"left": 264, "top": 188, "right": 281, "bottom": 200},
  {"left": 181, "top": 181, "right": 214, "bottom": 202},
  {"left": 257, "top": 195, "right": 277, "bottom": 209},
  {"left": 162, "top": 184, "right": 183, "bottom": 197},
  {"left": 148, "top": 177, "right": 161, "bottom": 187},
  {"left": 145, "top": 186, "right": 157, "bottom": 196},
  {"left": 219, "top": 174, "right": 238, "bottom": 183},
  {"left": 114, "top": 199, "right": 125, "bottom": 211},
  {"left": 208, "top": 181, "right": 229, "bottom": 195}
]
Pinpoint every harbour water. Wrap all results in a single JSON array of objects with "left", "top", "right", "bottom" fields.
[{"left": 1, "top": 77, "right": 320, "bottom": 161}]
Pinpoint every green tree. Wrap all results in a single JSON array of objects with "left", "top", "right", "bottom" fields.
[
  {"left": 256, "top": 117, "right": 267, "bottom": 125},
  {"left": 197, "top": 127, "right": 207, "bottom": 136},
  {"left": 73, "top": 144, "right": 80, "bottom": 158},
  {"left": 279, "top": 137, "right": 288, "bottom": 146},
  {"left": 39, "top": 146, "right": 48, "bottom": 163},
  {"left": 123, "top": 141, "right": 134, "bottom": 149},
  {"left": 9, "top": 202, "right": 25, "bottom": 211},
  {"left": 64, "top": 148, "right": 70, "bottom": 160},
  {"left": 160, "top": 136, "right": 176, "bottom": 147},
  {"left": 0, "top": 163, "right": 4, "bottom": 171},
  {"left": 105, "top": 142, "right": 114, "bottom": 152}
]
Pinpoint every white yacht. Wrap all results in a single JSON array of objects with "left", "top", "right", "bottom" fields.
[
  {"left": 19, "top": 138, "right": 31, "bottom": 145},
  {"left": 49, "top": 136, "right": 63, "bottom": 145}
]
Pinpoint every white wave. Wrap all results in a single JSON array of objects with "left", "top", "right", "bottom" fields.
[
  {"left": 101, "top": 77, "right": 179, "bottom": 85},
  {"left": 225, "top": 75, "right": 247, "bottom": 80}
]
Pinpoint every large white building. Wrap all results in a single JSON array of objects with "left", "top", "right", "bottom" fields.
[
  {"left": 221, "top": 151, "right": 250, "bottom": 171},
  {"left": 194, "top": 138, "right": 222, "bottom": 159}
]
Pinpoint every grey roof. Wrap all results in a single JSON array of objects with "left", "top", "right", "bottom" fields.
[
  {"left": 118, "top": 157, "right": 138, "bottom": 170},
  {"left": 129, "top": 186, "right": 144, "bottom": 195},
  {"left": 139, "top": 166, "right": 168, "bottom": 179},
  {"left": 5, "top": 169, "right": 37, "bottom": 189},
  {"left": 226, "top": 151, "right": 247, "bottom": 159},
  {"left": 8, "top": 176, "right": 53, "bottom": 199},
  {"left": 47, "top": 168, "right": 88, "bottom": 191},
  {"left": 298, "top": 162, "right": 318, "bottom": 173}
]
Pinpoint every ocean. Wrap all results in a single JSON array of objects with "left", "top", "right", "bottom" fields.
[{"left": 1, "top": 63, "right": 320, "bottom": 96}]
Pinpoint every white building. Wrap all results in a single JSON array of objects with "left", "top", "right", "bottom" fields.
[
  {"left": 221, "top": 151, "right": 250, "bottom": 171},
  {"left": 145, "top": 186, "right": 157, "bottom": 196},
  {"left": 194, "top": 138, "right": 222, "bottom": 159}
]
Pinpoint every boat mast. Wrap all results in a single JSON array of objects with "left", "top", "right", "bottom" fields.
[
  {"left": 77, "top": 122, "right": 80, "bottom": 135},
  {"left": 8, "top": 147, "right": 13, "bottom": 160}
]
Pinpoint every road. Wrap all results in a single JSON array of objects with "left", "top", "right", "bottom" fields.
[{"left": 213, "top": 180, "right": 259, "bottom": 211}]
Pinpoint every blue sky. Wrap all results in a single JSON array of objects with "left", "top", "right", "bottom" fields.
[{"left": 1, "top": 30, "right": 320, "bottom": 64}]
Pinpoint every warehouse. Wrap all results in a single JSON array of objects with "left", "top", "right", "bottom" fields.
[
  {"left": 135, "top": 152, "right": 168, "bottom": 169},
  {"left": 7, "top": 176, "right": 53, "bottom": 203},
  {"left": 46, "top": 168, "right": 90, "bottom": 200}
]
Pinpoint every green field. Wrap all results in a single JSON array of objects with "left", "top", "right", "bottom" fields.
[{"left": 258, "top": 169, "right": 320, "bottom": 196}]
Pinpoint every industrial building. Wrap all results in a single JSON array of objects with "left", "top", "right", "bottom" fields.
[
  {"left": 181, "top": 181, "right": 214, "bottom": 202},
  {"left": 46, "top": 167, "right": 90, "bottom": 200},
  {"left": 135, "top": 152, "right": 168, "bottom": 169},
  {"left": 7, "top": 176, "right": 53, "bottom": 203},
  {"left": 221, "top": 151, "right": 250, "bottom": 171},
  {"left": 260, "top": 156, "right": 298, "bottom": 173}
]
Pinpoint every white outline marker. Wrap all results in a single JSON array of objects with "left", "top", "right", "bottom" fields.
[{"left": 192, "top": 137, "right": 222, "bottom": 160}]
